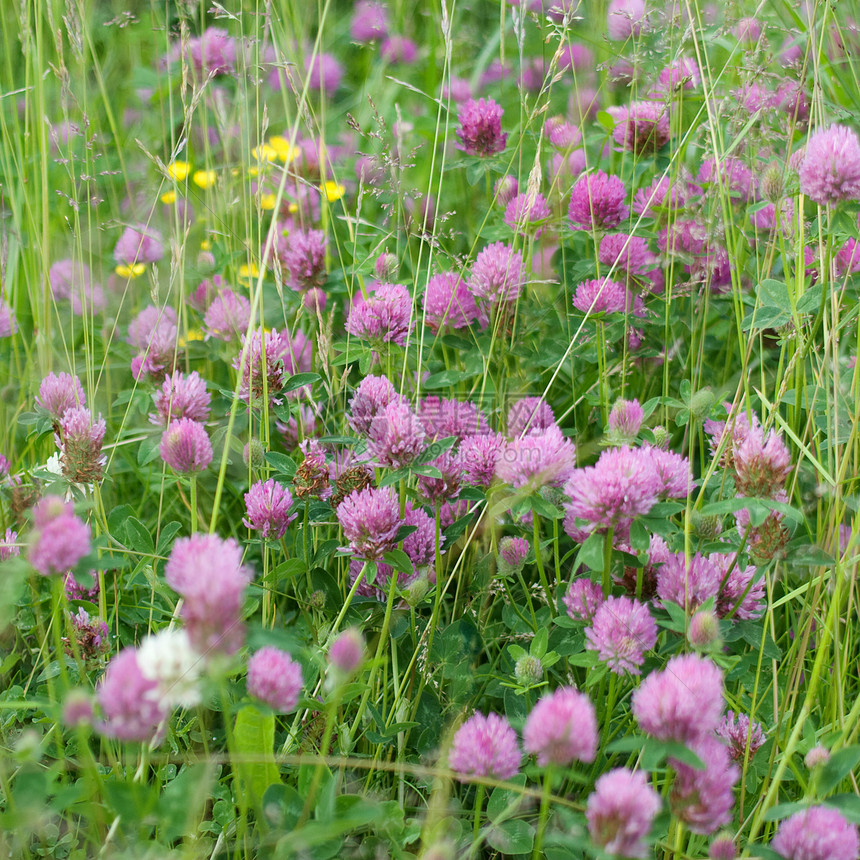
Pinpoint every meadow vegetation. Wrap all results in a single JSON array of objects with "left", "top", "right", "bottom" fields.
[{"left": 0, "top": 0, "right": 859, "bottom": 858}]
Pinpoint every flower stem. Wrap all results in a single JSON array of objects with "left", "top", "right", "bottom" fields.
[
  {"left": 601, "top": 672, "right": 618, "bottom": 749},
  {"left": 533, "top": 511, "right": 554, "bottom": 612},
  {"left": 747, "top": 563, "right": 844, "bottom": 841},
  {"left": 472, "top": 783, "right": 485, "bottom": 850},
  {"left": 303, "top": 501, "right": 311, "bottom": 591},
  {"left": 50, "top": 576, "right": 71, "bottom": 692},
  {"left": 602, "top": 527, "right": 615, "bottom": 597},
  {"left": 532, "top": 765, "right": 554, "bottom": 860},
  {"left": 597, "top": 321, "right": 609, "bottom": 426},
  {"left": 673, "top": 817, "right": 686, "bottom": 858},
  {"left": 189, "top": 474, "right": 197, "bottom": 534},
  {"left": 347, "top": 568, "right": 398, "bottom": 747},
  {"left": 327, "top": 561, "right": 369, "bottom": 643},
  {"left": 426, "top": 503, "right": 443, "bottom": 654},
  {"left": 299, "top": 698, "right": 338, "bottom": 825}
]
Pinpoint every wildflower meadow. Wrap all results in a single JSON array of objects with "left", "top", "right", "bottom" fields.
[{"left": 2, "top": 0, "right": 860, "bottom": 857}]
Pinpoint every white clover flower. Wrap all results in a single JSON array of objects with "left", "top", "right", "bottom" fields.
[{"left": 137, "top": 629, "right": 203, "bottom": 709}]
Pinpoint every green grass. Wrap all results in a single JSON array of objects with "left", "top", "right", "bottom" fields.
[{"left": 0, "top": 0, "right": 859, "bottom": 858}]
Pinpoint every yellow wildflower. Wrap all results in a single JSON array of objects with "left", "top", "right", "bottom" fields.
[
  {"left": 252, "top": 144, "right": 279, "bottom": 163},
  {"left": 193, "top": 170, "right": 217, "bottom": 189},
  {"left": 238, "top": 263, "right": 260, "bottom": 282},
  {"left": 269, "top": 136, "right": 300, "bottom": 163},
  {"left": 115, "top": 263, "right": 146, "bottom": 279},
  {"left": 322, "top": 180, "right": 345, "bottom": 202},
  {"left": 168, "top": 160, "right": 191, "bottom": 181},
  {"left": 178, "top": 328, "right": 204, "bottom": 347}
]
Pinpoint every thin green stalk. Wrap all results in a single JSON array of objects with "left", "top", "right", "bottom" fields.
[
  {"left": 189, "top": 474, "right": 197, "bottom": 535},
  {"left": 672, "top": 818, "right": 686, "bottom": 859},
  {"left": 50, "top": 577, "right": 71, "bottom": 692},
  {"left": 533, "top": 512, "right": 554, "bottom": 612},
  {"left": 502, "top": 576, "right": 535, "bottom": 630},
  {"left": 532, "top": 766, "right": 554, "bottom": 860},
  {"left": 601, "top": 672, "right": 618, "bottom": 751},
  {"left": 220, "top": 683, "right": 248, "bottom": 860},
  {"left": 347, "top": 568, "right": 399, "bottom": 748},
  {"left": 425, "top": 503, "right": 444, "bottom": 658},
  {"left": 515, "top": 567, "right": 540, "bottom": 630},
  {"left": 596, "top": 321, "right": 608, "bottom": 426},
  {"left": 299, "top": 699, "right": 339, "bottom": 824},
  {"left": 748, "top": 566, "right": 844, "bottom": 841},
  {"left": 602, "top": 527, "right": 615, "bottom": 598},
  {"left": 262, "top": 542, "right": 272, "bottom": 629},
  {"left": 326, "top": 561, "right": 370, "bottom": 643},
  {"left": 301, "top": 500, "right": 315, "bottom": 598},
  {"left": 471, "top": 783, "right": 485, "bottom": 853}
]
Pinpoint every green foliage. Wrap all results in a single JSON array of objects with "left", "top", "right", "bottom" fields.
[{"left": 1, "top": 0, "right": 859, "bottom": 857}]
